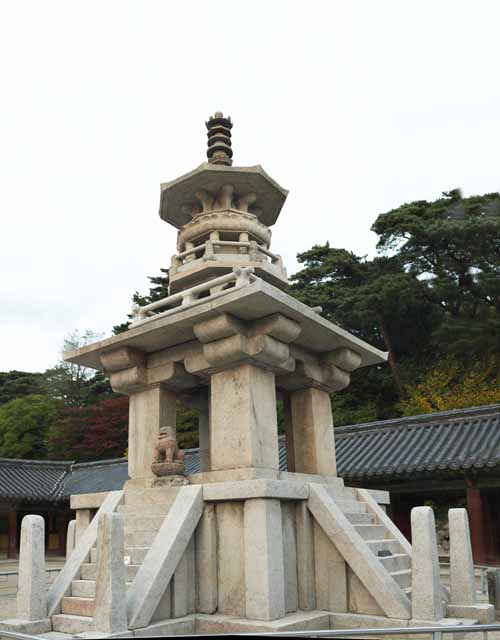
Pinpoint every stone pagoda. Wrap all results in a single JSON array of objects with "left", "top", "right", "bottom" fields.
[{"left": 1, "top": 114, "right": 493, "bottom": 637}]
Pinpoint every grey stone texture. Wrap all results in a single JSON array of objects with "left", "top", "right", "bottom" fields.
[
  {"left": 128, "top": 386, "right": 176, "bottom": 480},
  {"left": 66, "top": 520, "right": 76, "bottom": 559},
  {"left": 48, "top": 491, "right": 124, "bottom": 617},
  {"left": 410, "top": 506, "right": 444, "bottom": 621},
  {"left": 290, "top": 387, "right": 336, "bottom": 475},
  {"left": 313, "top": 519, "right": 347, "bottom": 612},
  {"left": 210, "top": 364, "right": 279, "bottom": 471},
  {"left": 448, "top": 508, "right": 476, "bottom": 605},
  {"left": 308, "top": 483, "right": 411, "bottom": 619},
  {"left": 195, "top": 504, "right": 218, "bottom": 613},
  {"left": 216, "top": 501, "right": 245, "bottom": 616},
  {"left": 295, "top": 500, "right": 316, "bottom": 611},
  {"left": 244, "top": 498, "right": 286, "bottom": 621},
  {"left": 17, "top": 515, "right": 47, "bottom": 621},
  {"left": 93, "top": 513, "right": 128, "bottom": 634},
  {"left": 281, "top": 501, "right": 299, "bottom": 613},
  {"left": 126, "top": 485, "right": 203, "bottom": 629}
]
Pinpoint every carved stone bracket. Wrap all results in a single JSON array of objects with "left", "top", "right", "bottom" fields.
[
  {"left": 277, "top": 345, "right": 362, "bottom": 394},
  {"left": 191, "top": 312, "right": 300, "bottom": 374},
  {"left": 101, "top": 346, "right": 197, "bottom": 394}
]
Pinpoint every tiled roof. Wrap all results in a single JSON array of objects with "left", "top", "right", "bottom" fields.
[
  {"left": 0, "top": 458, "right": 70, "bottom": 503},
  {"left": 335, "top": 403, "right": 500, "bottom": 481},
  {"left": 60, "top": 459, "right": 130, "bottom": 497},
  {"left": 1, "top": 404, "right": 499, "bottom": 503}
]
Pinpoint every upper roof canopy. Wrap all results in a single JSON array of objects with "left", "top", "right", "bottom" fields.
[{"left": 159, "top": 113, "right": 289, "bottom": 229}]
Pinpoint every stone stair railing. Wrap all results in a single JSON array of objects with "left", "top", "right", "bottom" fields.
[
  {"left": 47, "top": 490, "right": 124, "bottom": 617},
  {"left": 307, "top": 483, "right": 412, "bottom": 620}
]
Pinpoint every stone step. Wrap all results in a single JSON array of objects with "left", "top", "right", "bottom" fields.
[
  {"left": 81, "top": 562, "right": 140, "bottom": 581},
  {"left": 125, "top": 546, "right": 150, "bottom": 565},
  {"left": 336, "top": 500, "right": 367, "bottom": 514},
  {"left": 124, "top": 488, "right": 180, "bottom": 507},
  {"left": 344, "top": 512, "right": 375, "bottom": 525},
  {"left": 71, "top": 579, "right": 96, "bottom": 598},
  {"left": 378, "top": 553, "right": 411, "bottom": 572},
  {"left": 118, "top": 503, "right": 171, "bottom": 516},
  {"left": 52, "top": 614, "right": 95, "bottom": 635},
  {"left": 61, "top": 596, "right": 95, "bottom": 617},
  {"left": 354, "top": 524, "right": 387, "bottom": 541},
  {"left": 390, "top": 569, "right": 412, "bottom": 589},
  {"left": 366, "top": 538, "right": 400, "bottom": 555},
  {"left": 124, "top": 514, "right": 165, "bottom": 532},
  {"left": 125, "top": 529, "right": 157, "bottom": 548},
  {"left": 342, "top": 487, "right": 357, "bottom": 500}
]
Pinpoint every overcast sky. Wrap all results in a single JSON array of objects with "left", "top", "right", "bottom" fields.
[{"left": 1, "top": 0, "right": 499, "bottom": 373}]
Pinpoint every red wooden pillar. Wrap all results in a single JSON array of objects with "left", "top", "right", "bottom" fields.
[
  {"left": 467, "top": 486, "right": 487, "bottom": 564},
  {"left": 7, "top": 510, "right": 17, "bottom": 559}
]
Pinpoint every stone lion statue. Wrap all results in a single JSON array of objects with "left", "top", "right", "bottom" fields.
[{"left": 151, "top": 425, "right": 185, "bottom": 477}]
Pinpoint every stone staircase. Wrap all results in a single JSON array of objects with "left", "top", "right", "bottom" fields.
[
  {"left": 51, "top": 483, "right": 415, "bottom": 634},
  {"left": 52, "top": 489, "right": 176, "bottom": 635},
  {"left": 339, "top": 486, "right": 413, "bottom": 600}
]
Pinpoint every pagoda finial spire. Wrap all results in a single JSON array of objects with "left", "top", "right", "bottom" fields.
[{"left": 206, "top": 111, "right": 233, "bottom": 166}]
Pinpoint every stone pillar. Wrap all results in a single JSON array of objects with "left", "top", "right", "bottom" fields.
[
  {"left": 93, "top": 513, "right": 127, "bottom": 634},
  {"left": 216, "top": 502, "right": 245, "bottom": 616},
  {"left": 449, "top": 508, "right": 476, "bottom": 605},
  {"left": 282, "top": 393, "right": 295, "bottom": 472},
  {"left": 244, "top": 498, "right": 285, "bottom": 621},
  {"left": 17, "top": 515, "right": 47, "bottom": 622},
  {"left": 128, "top": 385, "right": 176, "bottom": 480},
  {"left": 8, "top": 510, "right": 17, "bottom": 559},
  {"left": 199, "top": 397, "right": 210, "bottom": 472},
  {"left": 210, "top": 364, "right": 279, "bottom": 471},
  {"left": 196, "top": 504, "right": 217, "bottom": 613},
  {"left": 281, "top": 501, "right": 298, "bottom": 613},
  {"left": 467, "top": 486, "right": 487, "bottom": 564},
  {"left": 290, "top": 387, "right": 336, "bottom": 476},
  {"left": 295, "top": 501, "right": 316, "bottom": 611},
  {"left": 66, "top": 519, "right": 76, "bottom": 559},
  {"left": 410, "top": 506, "right": 444, "bottom": 621},
  {"left": 75, "top": 509, "right": 92, "bottom": 544}
]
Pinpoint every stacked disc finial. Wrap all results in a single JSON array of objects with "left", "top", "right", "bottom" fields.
[{"left": 206, "top": 111, "right": 233, "bottom": 166}]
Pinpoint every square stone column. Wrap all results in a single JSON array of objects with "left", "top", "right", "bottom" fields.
[
  {"left": 210, "top": 363, "right": 279, "bottom": 471},
  {"left": 199, "top": 397, "right": 210, "bottom": 472},
  {"left": 244, "top": 498, "right": 286, "bottom": 621},
  {"left": 128, "top": 385, "right": 176, "bottom": 480},
  {"left": 289, "top": 387, "right": 336, "bottom": 476}
]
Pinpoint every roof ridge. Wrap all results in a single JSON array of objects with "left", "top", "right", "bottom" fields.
[
  {"left": 71, "top": 457, "right": 128, "bottom": 468},
  {"left": 0, "top": 457, "right": 74, "bottom": 467},
  {"left": 335, "top": 403, "right": 500, "bottom": 435}
]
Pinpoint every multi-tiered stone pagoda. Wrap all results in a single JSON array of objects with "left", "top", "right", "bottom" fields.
[{"left": 1, "top": 114, "right": 493, "bottom": 637}]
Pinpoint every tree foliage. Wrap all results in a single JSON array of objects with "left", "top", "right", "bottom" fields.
[
  {"left": 0, "top": 371, "right": 44, "bottom": 405},
  {"left": 290, "top": 190, "right": 500, "bottom": 424},
  {"left": 43, "top": 330, "right": 114, "bottom": 407},
  {"left": 113, "top": 268, "right": 170, "bottom": 335},
  {"left": 401, "top": 356, "right": 500, "bottom": 416},
  {"left": 0, "top": 395, "right": 59, "bottom": 459}
]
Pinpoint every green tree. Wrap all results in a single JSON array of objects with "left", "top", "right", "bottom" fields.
[
  {"left": 43, "top": 330, "right": 114, "bottom": 407},
  {"left": 0, "top": 395, "right": 58, "bottom": 459},
  {"left": 372, "top": 189, "right": 500, "bottom": 357},
  {"left": 0, "top": 371, "right": 44, "bottom": 405},
  {"left": 113, "top": 268, "right": 169, "bottom": 334},
  {"left": 290, "top": 245, "right": 438, "bottom": 399}
]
